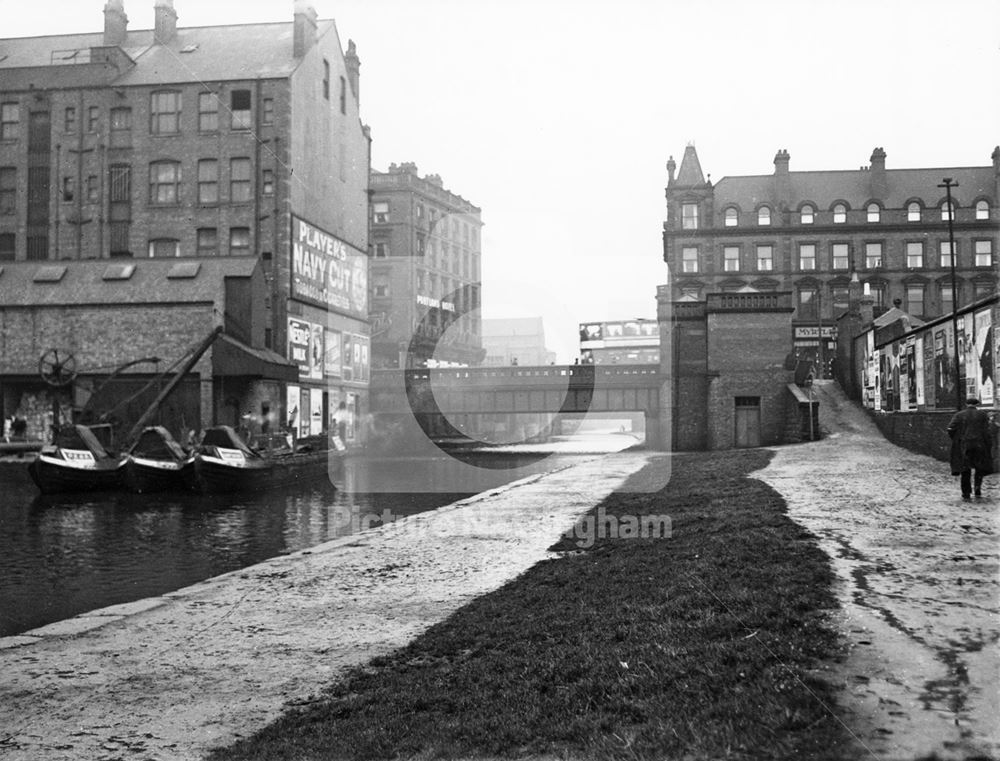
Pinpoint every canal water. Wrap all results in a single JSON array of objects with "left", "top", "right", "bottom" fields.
[{"left": 0, "top": 437, "right": 634, "bottom": 638}]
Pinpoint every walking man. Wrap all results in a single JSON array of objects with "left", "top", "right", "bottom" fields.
[{"left": 947, "top": 396, "right": 994, "bottom": 499}]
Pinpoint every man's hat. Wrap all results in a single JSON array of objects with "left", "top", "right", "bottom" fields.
[{"left": 967, "top": 396, "right": 981, "bottom": 405}]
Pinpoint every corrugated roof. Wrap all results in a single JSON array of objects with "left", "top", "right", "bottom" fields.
[
  {"left": 0, "top": 20, "right": 337, "bottom": 85},
  {"left": 714, "top": 165, "right": 995, "bottom": 210},
  {"left": 0, "top": 257, "right": 258, "bottom": 306}
]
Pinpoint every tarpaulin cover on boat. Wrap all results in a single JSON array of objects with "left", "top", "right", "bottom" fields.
[
  {"left": 200, "top": 426, "right": 258, "bottom": 456},
  {"left": 129, "top": 426, "right": 187, "bottom": 460},
  {"left": 54, "top": 425, "right": 111, "bottom": 459}
]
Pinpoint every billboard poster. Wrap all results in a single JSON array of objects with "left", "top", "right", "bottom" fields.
[
  {"left": 288, "top": 318, "right": 312, "bottom": 378},
  {"left": 934, "top": 329, "right": 953, "bottom": 407},
  {"left": 341, "top": 332, "right": 354, "bottom": 382},
  {"left": 308, "top": 323, "right": 324, "bottom": 381},
  {"left": 299, "top": 388, "right": 311, "bottom": 438},
  {"left": 915, "top": 336, "right": 925, "bottom": 407},
  {"left": 290, "top": 215, "right": 368, "bottom": 320},
  {"left": 309, "top": 389, "right": 324, "bottom": 437},
  {"left": 974, "top": 309, "right": 994, "bottom": 403},
  {"left": 324, "top": 329, "right": 342, "bottom": 378},
  {"left": 286, "top": 385, "right": 300, "bottom": 431},
  {"left": 906, "top": 338, "right": 917, "bottom": 409},
  {"left": 872, "top": 351, "right": 881, "bottom": 411}
]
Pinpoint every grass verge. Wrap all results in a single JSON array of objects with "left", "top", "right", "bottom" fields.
[{"left": 210, "top": 449, "right": 851, "bottom": 760}]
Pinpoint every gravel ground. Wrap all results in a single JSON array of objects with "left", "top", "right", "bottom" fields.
[
  {"left": 0, "top": 453, "right": 652, "bottom": 761},
  {"left": 757, "top": 381, "right": 999, "bottom": 761}
]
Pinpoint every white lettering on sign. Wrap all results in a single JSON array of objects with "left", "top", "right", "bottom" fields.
[
  {"left": 62, "top": 449, "right": 95, "bottom": 463},
  {"left": 216, "top": 448, "right": 246, "bottom": 465}
]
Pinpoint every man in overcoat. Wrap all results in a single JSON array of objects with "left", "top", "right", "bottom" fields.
[{"left": 947, "top": 397, "right": 995, "bottom": 499}]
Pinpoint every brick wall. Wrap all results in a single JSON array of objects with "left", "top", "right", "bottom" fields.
[{"left": 869, "top": 409, "right": 954, "bottom": 462}]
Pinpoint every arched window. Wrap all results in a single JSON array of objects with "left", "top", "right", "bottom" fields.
[
  {"left": 975, "top": 200, "right": 989, "bottom": 220},
  {"left": 907, "top": 201, "right": 921, "bottom": 222},
  {"left": 757, "top": 206, "right": 771, "bottom": 226},
  {"left": 724, "top": 207, "right": 738, "bottom": 227},
  {"left": 941, "top": 200, "right": 955, "bottom": 221},
  {"left": 833, "top": 203, "right": 847, "bottom": 223},
  {"left": 866, "top": 203, "right": 880, "bottom": 223},
  {"left": 800, "top": 204, "right": 814, "bottom": 224}
]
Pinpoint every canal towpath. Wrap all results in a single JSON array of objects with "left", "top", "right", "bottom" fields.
[{"left": 0, "top": 451, "right": 655, "bottom": 761}]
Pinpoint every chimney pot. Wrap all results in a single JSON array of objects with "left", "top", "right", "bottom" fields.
[
  {"left": 154, "top": 0, "right": 177, "bottom": 44},
  {"left": 293, "top": 1, "right": 318, "bottom": 58},
  {"left": 103, "top": 0, "right": 128, "bottom": 46}
]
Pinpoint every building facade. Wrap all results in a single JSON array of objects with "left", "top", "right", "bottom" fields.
[
  {"left": 369, "top": 163, "right": 483, "bottom": 369},
  {"left": 662, "top": 145, "right": 999, "bottom": 377},
  {"left": 0, "top": 0, "right": 371, "bottom": 442},
  {"left": 481, "top": 317, "right": 555, "bottom": 366},
  {"left": 578, "top": 318, "right": 659, "bottom": 365}
]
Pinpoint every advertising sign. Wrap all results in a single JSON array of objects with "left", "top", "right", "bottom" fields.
[
  {"left": 308, "top": 323, "right": 324, "bottom": 381},
  {"left": 915, "top": 336, "right": 925, "bottom": 407},
  {"left": 974, "top": 309, "right": 994, "bottom": 403},
  {"left": 291, "top": 215, "right": 368, "bottom": 319},
  {"left": 324, "top": 329, "right": 342, "bottom": 378},
  {"left": 309, "top": 389, "right": 324, "bottom": 437},
  {"left": 286, "top": 385, "right": 300, "bottom": 430},
  {"left": 287, "top": 319, "right": 312, "bottom": 377}
]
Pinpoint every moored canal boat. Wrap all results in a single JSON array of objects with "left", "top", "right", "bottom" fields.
[
  {"left": 123, "top": 426, "right": 193, "bottom": 493},
  {"left": 27, "top": 424, "right": 125, "bottom": 494}
]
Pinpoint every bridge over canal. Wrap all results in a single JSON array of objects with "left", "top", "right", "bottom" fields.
[{"left": 369, "top": 364, "right": 669, "bottom": 451}]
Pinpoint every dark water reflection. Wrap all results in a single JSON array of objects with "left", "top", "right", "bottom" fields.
[{"left": 0, "top": 452, "right": 595, "bottom": 638}]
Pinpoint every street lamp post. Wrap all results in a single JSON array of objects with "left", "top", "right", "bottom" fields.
[{"left": 938, "top": 178, "right": 962, "bottom": 410}]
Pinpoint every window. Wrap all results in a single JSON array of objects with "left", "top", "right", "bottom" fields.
[
  {"left": 867, "top": 282, "right": 886, "bottom": 308},
  {"left": 198, "top": 93, "right": 218, "bottom": 132},
  {"left": 62, "top": 176, "right": 74, "bottom": 202},
  {"left": 939, "top": 240, "right": 955, "bottom": 267},
  {"left": 86, "top": 175, "right": 98, "bottom": 203},
  {"left": 800, "top": 204, "right": 814, "bottom": 224},
  {"left": 323, "top": 59, "right": 330, "bottom": 100},
  {"left": 416, "top": 233, "right": 426, "bottom": 257},
  {"left": 262, "top": 168, "right": 274, "bottom": 196},
  {"left": 110, "top": 107, "right": 131, "bottom": 131},
  {"left": 907, "top": 202, "right": 921, "bottom": 222},
  {"left": 262, "top": 98, "right": 274, "bottom": 125},
  {"left": 865, "top": 242, "right": 882, "bottom": 269},
  {"left": 798, "top": 287, "right": 817, "bottom": 318},
  {"left": 906, "top": 241, "right": 923, "bottom": 268},
  {"left": 0, "top": 103, "right": 19, "bottom": 140},
  {"left": 832, "top": 285, "right": 849, "bottom": 316},
  {"left": 940, "top": 282, "right": 956, "bottom": 315},
  {"left": 756, "top": 245, "right": 773, "bottom": 271},
  {"left": 833, "top": 203, "right": 847, "bottom": 223},
  {"left": 723, "top": 245, "right": 740, "bottom": 272},
  {"left": 974, "top": 240, "right": 992, "bottom": 267},
  {"left": 681, "top": 247, "right": 699, "bottom": 273},
  {"left": 149, "top": 161, "right": 181, "bottom": 204},
  {"left": 679, "top": 286, "right": 701, "bottom": 300},
  {"left": 867, "top": 203, "right": 880, "bottom": 223},
  {"left": 416, "top": 203, "right": 424, "bottom": 220},
  {"left": 724, "top": 207, "right": 738, "bottom": 227},
  {"left": 229, "top": 227, "right": 250, "bottom": 255},
  {"left": 109, "top": 164, "right": 131, "bottom": 202},
  {"left": 197, "top": 160, "right": 218, "bottom": 203},
  {"left": 798, "top": 244, "right": 816, "bottom": 271},
  {"left": 230, "top": 90, "right": 251, "bottom": 130},
  {"left": 831, "top": 243, "right": 849, "bottom": 270},
  {"left": 0, "top": 232, "right": 13, "bottom": 260},
  {"left": 150, "top": 91, "right": 181, "bottom": 134},
  {"left": 230, "top": 158, "right": 251, "bottom": 202},
  {"left": 681, "top": 203, "right": 699, "bottom": 230},
  {"left": 906, "top": 284, "right": 925, "bottom": 316},
  {"left": 374, "top": 242, "right": 388, "bottom": 258},
  {"left": 64, "top": 107, "right": 76, "bottom": 132},
  {"left": 373, "top": 202, "right": 389, "bottom": 223},
  {"left": 148, "top": 238, "right": 179, "bottom": 257},
  {"left": 196, "top": 227, "right": 217, "bottom": 256},
  {"left": 87, "top": 106, "right": 99, "bottom": 132},
  {"left": 941, "top": 200, "right": 955, "bottom": 221},
  {"left": 339, "top": 76, "right": 347, "bottom": 115},
  {"left": 757, "top": 206, "right": 771, "bottom": 226},
  {"left": 0, "top": 167, "right": 15, "bottom": 215},
  {"left": 975, "top": 200, "right": 989, "bottom": 220},
  {"left": 973, "top": 280, "right": 996, "bottom": 300},
  {"left": 26, "top": 235, "right": 47, "bottom": 260}
]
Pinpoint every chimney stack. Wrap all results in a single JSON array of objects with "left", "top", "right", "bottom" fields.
[
  {"left": 293, "top": 0, "right": 318, "bottom": 58},
  {"left": 869, "top": 147, "right": 887, "bottom": 197},
  {"left": 345, "top": 40, "right": 360, "bottom": 104},
  {"left": 154, "top": 0, "right": 177, "bottom": 44},
  {"left": 103, "top": 0, "right": 128, "bottom": 46},
  {"left": 773, "top": 148, "right": 791, "bottom": 204}
]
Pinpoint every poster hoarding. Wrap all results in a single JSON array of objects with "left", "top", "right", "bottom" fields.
[{"left": 290, "top": 215, "right": 368, "bottom": 320}]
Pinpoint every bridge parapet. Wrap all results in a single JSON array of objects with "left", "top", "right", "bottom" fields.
[{"left": 371, "top": 364, "right": 661, "bottom": 389}]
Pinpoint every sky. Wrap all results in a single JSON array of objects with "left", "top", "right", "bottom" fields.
[{"left": 2, "top": 0, "right": 998, "bottom": 362}]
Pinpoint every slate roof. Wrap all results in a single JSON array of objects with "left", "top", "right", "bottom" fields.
[
  {"left": 0, "top": 19, "right": 337, "bottom": 85},
  {"left": 0, "top": 257, "right": 258, "bottom": 306}
]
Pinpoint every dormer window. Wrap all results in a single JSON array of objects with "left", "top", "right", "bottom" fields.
[
  {"left": 867, "top": 203, "right": 880, "bottom": 223},
  {"left": 800, "top": 204, "right": 814, "bottom": 224},
  {"left": 833, "top": 203, "right": 847, "bottom": 223},
  {"left": 681, "top": 203, "right": 699, "bottom": 230},
  {"left": 907, "top": 201, "right": 921, "bottom": 222},
  {"left": 757, "top": 206, "right": 771, "bottom": 226},
  {"left": 724, "top": 207, "right": 738, "bottom": 227}
]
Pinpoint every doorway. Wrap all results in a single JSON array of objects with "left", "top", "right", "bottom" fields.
[{"left": 734, "top": 396, "right": 761, "bottom": 448}]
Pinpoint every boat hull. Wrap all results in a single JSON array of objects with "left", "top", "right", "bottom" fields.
[
  {"left": 124, "top": 455, "right": 193, "bottom": 494},
  {"left": 188, "top": 449, "right": 339, "bottom": 494},
  {"left": 28, "top": 452, "right": 125, "bottom": 495}
]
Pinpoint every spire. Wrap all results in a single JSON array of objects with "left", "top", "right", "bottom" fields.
[{"left": 675, "top": 144, "right": 706, "bottom": 187}]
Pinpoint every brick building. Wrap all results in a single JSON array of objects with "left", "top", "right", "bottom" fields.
[
  {"left": 663, "top": 145, "right": 999, "bottom": 378},
  {"left": 482, "top": 317, "right": 555, "bottom": 367},
  {"left": 0, "top": 1, "right": 370, "bottom": 442},
  {"left": 369, "top": 163, "right": 483, "bottom": 369}
]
